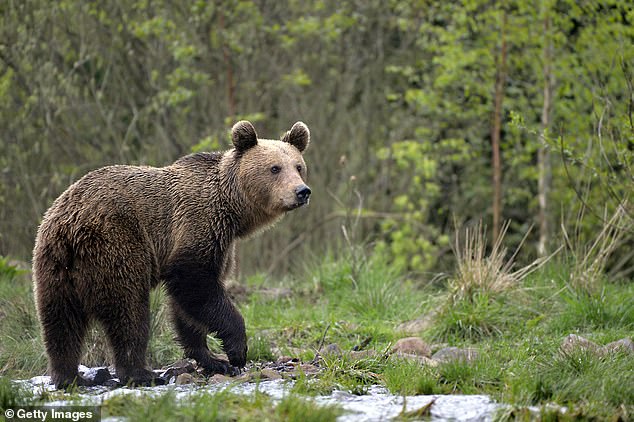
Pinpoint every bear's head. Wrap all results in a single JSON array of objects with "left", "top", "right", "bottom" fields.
[{"left": 231, "top": 120, "right": 311, "bottom": 218}]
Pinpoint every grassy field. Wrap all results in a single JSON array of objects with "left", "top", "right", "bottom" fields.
[{"left": 0, "top": 233, "right": 632, "bottom": 421}]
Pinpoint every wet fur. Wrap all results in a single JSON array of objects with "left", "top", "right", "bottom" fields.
[{"left": 32, "top": 121, "right": 310, "bottom": 388}]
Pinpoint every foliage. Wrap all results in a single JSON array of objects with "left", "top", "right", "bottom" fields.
[
  {"left": 374, "top": 140, "right": 454, "bottom": 273},
  {"left": 0, "top": 1, "right": 632, "bottom": 276}
]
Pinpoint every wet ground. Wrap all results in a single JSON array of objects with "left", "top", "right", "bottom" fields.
[{"left": 19, "top": 375, "right": 502, "bottom": 421}]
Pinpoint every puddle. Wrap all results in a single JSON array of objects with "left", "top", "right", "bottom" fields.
[{"left": 19, "top": 375, "right": 502, "bottom": 421}]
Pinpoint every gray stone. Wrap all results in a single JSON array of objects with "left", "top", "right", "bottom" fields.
[
  {"left": 258, "top": 368, "right": 282, "bottom": 380},
  {"left": 208, "top": 374, "right": 231, "bottom": 384},
  {"left": 234, "top": 371, "right": 257, "bottom": 383},
  {"left": 175, "top": 373, "right": 195, "bottom": 385},
  {"left": 79, "top": 367, "right": 113, "bottom": 385},
  {"left": 560, "top": 334, "right": 602, "bottom": 355},
  {"left": 276, "top": 356, "right": 295, "bottom": 364},
  {"left": 602, "top": 338, "right": 634, "bottom": 355},
  {"left": 103, "top": 378, "right": 123, "bottom": 388},
  {"left": 391, "top": 337, "right": 432, "bottom": 358},
  {"left": 432, "top": 347, "right": 479, "bottom": 363},
  {"left": 297, "top": 364, "right": 320, "bottom": 375}
]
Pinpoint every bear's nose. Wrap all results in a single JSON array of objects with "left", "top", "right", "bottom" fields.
[{"left": 295, "top": 185, "right": 311, "bottom": 203}]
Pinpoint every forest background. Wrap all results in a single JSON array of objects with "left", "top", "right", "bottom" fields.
[{"left": 0, "top": 0, "right": 632, "bottom": 279}]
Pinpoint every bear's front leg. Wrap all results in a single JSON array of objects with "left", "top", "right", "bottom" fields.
[{"left": 170, "top": 299, "right": 246, "bottom": 376}]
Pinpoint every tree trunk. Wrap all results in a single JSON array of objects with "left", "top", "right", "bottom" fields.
[
  {"left": 538, "top": 9, "right": 554, "bottom": 256},
  {"left": 491, "top": 10, "right": 508, "bottom": 242}
]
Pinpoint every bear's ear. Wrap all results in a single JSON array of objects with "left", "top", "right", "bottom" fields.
[
  {"left": 232, "top": 120, "right": 258, "bottom": 152},
  {"left": 281, "top": 121, "right": 310, "bottom": 153}
]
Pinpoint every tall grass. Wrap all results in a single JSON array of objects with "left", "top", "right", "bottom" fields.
[
  {"left": 433, "top": 222, "right": 554, "bottom": 341},
  {"left": 563, "top": 203, "right": 630, "bottom": 292},
  {"left": 451, "top": 221, "right": 553, "bottom": 298}
]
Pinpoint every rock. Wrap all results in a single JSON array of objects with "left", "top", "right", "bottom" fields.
[
  {"left": 323, "top": 343, "right": 343, "bottom": 357},
  {"left": 79, "top": 367, "right": 113, "bottom": 385},
  {"left": 560, "top": 334, "right": 602, "bottom": 355},
  {"left": 234, "top": 371, "right": 257, "bottom": 383},
  {"left": 603, "top": 338, "right": 634, "bottom": 355},
  {"left": 103, "top": 378, "right": 123, "bottom": 388},
  {"left": 160, "top": 359, "right": 197, "bottom": 379},
  {"left": 391, "top": 337, "right": 432, "bottom": 358},
  {"left": 258, "top": 368, "right": 282, "bottom": 380},
  {"left": 208, "top": 374, "right": 231, "bottom": 384},
  {"left": 432, "top": 347, "right": 479, "bottom": 363},
  {"left": 297, "top": 364, "right": 320, "bottom": 375},
  {"left": 276, "top": 356, "right": 299, "bottom": 364},
  {"left": 561, "top": 335, "right": 633, "bottom": 357},
  {"left": 175, "top": 373, "right": 195, "bottom": 385},
  {"left": 272, "top": 358, "right": 300, "bottom": 373}
]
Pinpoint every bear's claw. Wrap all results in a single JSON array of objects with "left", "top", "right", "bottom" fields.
[{"left": 199, "top": 359, "right": 241, "bottom": 377}]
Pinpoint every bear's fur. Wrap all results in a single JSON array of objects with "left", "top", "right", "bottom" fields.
[{"left": 32, "top": 120, "right": 311, "bottom": 388}]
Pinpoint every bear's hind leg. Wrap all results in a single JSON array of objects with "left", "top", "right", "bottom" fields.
[
  {"left": 37, "top": 288, "right": 92, "bottom": 388},
  {"left": 95, "top": 290, "right": 164, "bottom": 386}
]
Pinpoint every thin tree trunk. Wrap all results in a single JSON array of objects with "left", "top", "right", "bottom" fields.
[
  {"left": 538, "top": 9, "right": 553, "bottom": 256},
  {"left": 491, "top": 10, "right": 508, "bottom": 242}
]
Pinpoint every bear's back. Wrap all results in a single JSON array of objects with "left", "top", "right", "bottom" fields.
[{"left": 36, "top": 153, "right": 225, "bottom": 269}]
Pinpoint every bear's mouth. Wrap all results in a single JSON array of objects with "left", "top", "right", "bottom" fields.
[{"left": 287, "top": 198, "right": 309, "bottom": 210}]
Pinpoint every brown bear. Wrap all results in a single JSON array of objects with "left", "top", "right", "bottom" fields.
[{"left": 32, "top": 120, "right": 311, "bottom": 388}]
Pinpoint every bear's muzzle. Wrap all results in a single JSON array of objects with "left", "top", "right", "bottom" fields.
[{"left": 295, "top": 185, "right": 311, "bottom": 206}]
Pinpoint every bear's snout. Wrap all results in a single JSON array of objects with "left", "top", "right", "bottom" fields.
[{"left": 295, "top": 185, "right": 311, "bottom": 205}]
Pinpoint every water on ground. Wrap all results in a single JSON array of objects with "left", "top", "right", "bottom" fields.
[{"left": 19, "top": 375, "right": 502, "bottom": 421}]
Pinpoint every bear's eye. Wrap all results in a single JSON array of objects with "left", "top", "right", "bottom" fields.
[
  {"left": 296, "top": 165, "right": 302, "bottom": 173},
  {"left": 270, "top": 165, "right": 281, "bottom": 174}
]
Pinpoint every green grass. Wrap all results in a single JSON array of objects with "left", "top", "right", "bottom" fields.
[
  {"left": 0, "top": 376, "right": 34, "bottom": 411},
  {"left": 0, "top": 250, "right": 632, "bottom": 420},
  {"left": 101, "top": 388, "right": 342, "bottom": 422}
]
